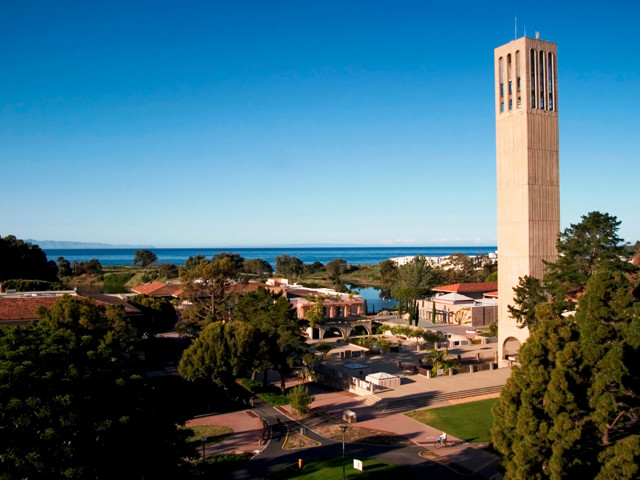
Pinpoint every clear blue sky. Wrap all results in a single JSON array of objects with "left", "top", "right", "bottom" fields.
[{"left": 1, "top": 1, "right": 638, "bottom": 247}]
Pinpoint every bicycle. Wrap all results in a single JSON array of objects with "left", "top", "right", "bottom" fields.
[{"left": 434, "top": 439, "right": 450, "bottom": 448}]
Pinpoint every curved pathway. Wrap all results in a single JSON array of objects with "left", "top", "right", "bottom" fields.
[{"left": 224, "top": 403, "right": 494, "bottom": 480}]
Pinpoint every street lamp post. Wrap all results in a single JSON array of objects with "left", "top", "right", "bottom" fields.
[{"left": 340, "top": 425, "right": 348, "bottom": 480}]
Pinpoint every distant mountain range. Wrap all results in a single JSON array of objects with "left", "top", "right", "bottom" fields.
[{"left": 27, "top": 240, "right": 154, "bottom": 249}]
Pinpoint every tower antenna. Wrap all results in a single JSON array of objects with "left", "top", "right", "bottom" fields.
[{"left": 515, "top": 17, "right": 517, "bottom": 39}]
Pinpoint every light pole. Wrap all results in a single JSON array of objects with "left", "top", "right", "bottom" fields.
[
  {"left": 201, "top": 436, "right": 206, "bottom": 459},
  {"left": 340, "top": 425, "right": 348, "bottom": 480}
]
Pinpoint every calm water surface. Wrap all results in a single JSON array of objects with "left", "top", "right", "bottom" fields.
[
  {"left": 347, "top": 285, "right": 398, "bottom": 314},
  {"left": 44, "top": 246, "right": 496, "bottom": 267}
]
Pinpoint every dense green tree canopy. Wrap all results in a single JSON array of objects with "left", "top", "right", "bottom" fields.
[
  {"left": 0, "top": 296, "right": 193, "bottom": 479},
  {"left": 183, "top": 254, "right": 206, "bottom": 271},
  {"left": 304, "top": 261, "right": 324, "bottom": 275},
  {"left": 234, "top": 287, "right": 305, "bottom": 394},
  {"left": 212, "top": 252, "right": 244, "bottom": 272},
  {"left": 129, "top": 294, "right": 178, "bottom": 337},
  {"left": 157, "top": 262, "right": 179, "bottom": 278},
  {"left": 275, "top": 254, "right": 304, "bottom": 279},
  {"left": 304, "top": 297, "right": 325, "bottom": 328},
  {"left": 492, "top": 212, "right": 640, "bottom": 479},
  {"left": 71, "top": 258, "right": 102, "bottom": 275},
  {"left": 133, "top": 249, "right": 158, "bottom": 267},
  {"left": 544, "top": 211, "right": 632, "bottom": 304},
  {"left": 0, "top": 235, "right": 57, "bottom": 281},
  {"left": 242, "top": 258, "right": 273, "bottom": 276},
  {"left": 178, "top": 254, "right": 245, "bottom": 336},
  {"left": 180, "top": 288, "right": 305, "bottom": 395},
  {"left": 378, "top": 259, "right": 398, "bottom": 289},
  {"left": 56, "top": 256, "right": 72, "bottom": 277},
  {"left": 509, "top": 211, "right": 635, "bottom": 328},
  {"left": 391, "top": 256, "right": 442, "bottom": 305},
  {"left": 325, "top": 258, "right": 347, "bottom": 278},
  {"left": 178, "top": 321, "right": 258, "bottom": 387},
  {"left": 1, "top": 279, "right": 65, "bottom": 292}
]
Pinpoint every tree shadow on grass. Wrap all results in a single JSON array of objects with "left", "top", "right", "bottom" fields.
[{"left": 363, "top": 461, "right": 387, "bottom": 471}]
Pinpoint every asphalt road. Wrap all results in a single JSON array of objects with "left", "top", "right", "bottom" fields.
[{"left": 225, "top": 404, "right": 492, "bottom": 480}]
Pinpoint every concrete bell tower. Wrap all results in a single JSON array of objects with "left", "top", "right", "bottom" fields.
[{"left": 495, "top": 36, "right": 560, "bottom": 366}]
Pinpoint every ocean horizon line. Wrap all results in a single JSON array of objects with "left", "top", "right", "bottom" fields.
[
  {"left": 42, "top": 245, "right": 498, "bottom": 267},
  {"left": 41, "top": 244, "right": 497, "bottom": 250}
]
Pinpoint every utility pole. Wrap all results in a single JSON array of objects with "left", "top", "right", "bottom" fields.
[{"left": 340, "top": 425, "right": 348, "bottom": 479}]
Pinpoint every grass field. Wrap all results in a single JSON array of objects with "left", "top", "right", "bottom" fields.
[
  {"left": 183, "top": 424, "right": 233, "bottom": 448},
  {"left": 267, "top": 457, "right": 418, "bottom": 479},
  {"left": 405, "top": 398, "right": 498, "bottom": 443}
]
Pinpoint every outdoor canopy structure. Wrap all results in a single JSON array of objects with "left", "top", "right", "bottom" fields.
[{"left": 365, "top": 372, "right": 401, "bottom": 389}]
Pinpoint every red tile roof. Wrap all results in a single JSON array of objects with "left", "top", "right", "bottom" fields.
[
  {"left": 0, "top": 296, "right": 60, "bottom": 323},
  {"left": 484, "top": 291, "right": 499, "bottom": 297},
  {"left": 130, "top": 282, "right": 165, "bottom": 295},
  {"left": 0, "top": 293, "right": 143, "bottom": 324},
  {"left": 130, "top": 282, "right": 183, "bottom": 296},
  {"left": 83, "top": 294, "right": 142, "bottom": 314},
  {"left": 226, "top": 282, "right": 267, "bottom": 295},
  {"left": 433, "top": 282, "right": 498, "bottom": 294}
]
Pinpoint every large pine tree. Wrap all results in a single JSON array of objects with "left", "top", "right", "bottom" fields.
[{"left": 492, "top": 213, "right": 640, "bottom": 479}]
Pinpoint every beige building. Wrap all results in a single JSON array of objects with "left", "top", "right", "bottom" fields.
[
  {"left": 495, "top": 36, "right": 560, "bottom": 365},
  {"left": 417, "top": 282, "right": 497, "bottom": 327}
]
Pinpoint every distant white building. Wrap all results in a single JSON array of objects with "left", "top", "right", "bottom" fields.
[
  {"left": 389, "top": 253, "right": 497, "bottom": 270},
  {"left": 389, "top": 256, "right": 416, "bottom": 266}
]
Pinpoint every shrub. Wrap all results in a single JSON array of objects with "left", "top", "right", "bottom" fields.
[
  {"left": 259, "top": 392, "right": 289, "bottom": 406},
  {"left": 238, "top": 378, "right": 289, "bottom": 406},
  {"left": 288, "top": 385, "right": 315, "bottom": 415},
  {"left": 314, "top": 342, "right": 334, "bottom": 359},
  {"left": 190, "top": 453, "right": 251, "bottom": 477},
  {"left": 103, "top": 273, "right": 135, "bottom": 292},
  {"left": 2, "top": 279, "right": 65, "bottom": 292},
  {"left": 371, "top": 321, "right": 385, "bottom": 334}
]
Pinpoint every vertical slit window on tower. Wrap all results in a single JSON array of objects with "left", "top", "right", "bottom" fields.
[
  {"left": 516, "top": 51, "right": 521, "bottom": 91},
  {"left": 530, "top": 49, "right": 536, "bottom": 108},
  {"left": 539, "top": 50, "right": 545, "bottom": 109},
  {"left": 499, "top": 57, "right": 504, "bottom": 99},
  {"left": 548, "top": 52, "right": 554, "bottom": 111},
  {"left": 507, "top": 54, "right": 512, "bottom": 98}
]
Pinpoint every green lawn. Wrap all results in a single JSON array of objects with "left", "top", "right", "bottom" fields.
[
  {"left": 238, "top": 378, "right": 289, "bottom": 406},
  {"left": 267, "top": 457, "right": 418, "bottom": 479},
  {"left": 182, "top": 424, "right": 233, "bottom": 448},
  {"left": 405, "top": 398, "right": 498, "bottom": 443}
]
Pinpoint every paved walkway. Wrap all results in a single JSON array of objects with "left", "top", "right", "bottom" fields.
[
  {"left": 186, "top": 410, "right": 264, "bottom": 456},
  {"left": 271, "top": 371, "right": 507, "bottom": 478},
  {"left": 186, "top": 367, "right": 509, "bottom": 478},
  {"left": 371, "top": 364, "right": 511, "bottom": 401}
]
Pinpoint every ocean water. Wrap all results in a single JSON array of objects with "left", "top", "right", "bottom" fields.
[{"left": 44, "top": 246, "right": 496, "bottom": 267}]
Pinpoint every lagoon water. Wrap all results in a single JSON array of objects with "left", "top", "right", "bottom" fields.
[
  {"left": 347, "top": 284, "right": 398, "bottom": 314},
  {"left": 44, "top": 246, "right": 496, "bottom": 268}
]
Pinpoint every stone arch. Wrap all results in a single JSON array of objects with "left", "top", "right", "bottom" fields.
[
  {"left": 503, "top": 336, "right": 522, "bottom": 358},
  {"left": 349, "top": 325, "right": 370, "bottom": 337},
  {"left": 322, "top": 327, "right": 345, "bottom": 339}
]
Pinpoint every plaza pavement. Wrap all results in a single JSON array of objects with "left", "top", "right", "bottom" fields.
[
  {"left": 196, "top": 367, "right": 510, "bottom": 478},
  {"left": 186, "top": 410, "right": 264, "bottom": 457}
]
